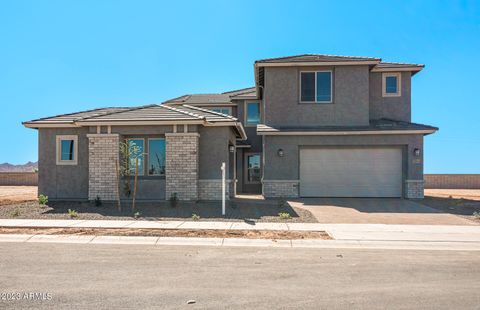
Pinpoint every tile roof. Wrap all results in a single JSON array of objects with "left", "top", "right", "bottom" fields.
[
  {"left": 257, "top": 119, "right": 438, "bottom": 135},
  {"left": 24, "top": 104, "right": 247, "bottom": 139},
  {"left": 23, "top": 107, "right": 130, "bottom": 125}
]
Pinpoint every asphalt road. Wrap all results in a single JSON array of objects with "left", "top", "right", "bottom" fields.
[{"left": 0, "top": 243, "right": 479, "bottom": 309}]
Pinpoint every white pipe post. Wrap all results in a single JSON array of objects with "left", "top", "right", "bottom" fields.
[{"left": 221, "top": 162, "right": 226, "bottom": 216}]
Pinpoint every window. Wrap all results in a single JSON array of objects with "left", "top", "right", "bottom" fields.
[
  {"left": 210, "top": 107, "right": 232, "bottom": 115},
  {"left": 382, "top": 73, "right": 401, "bottom": 97},
  {"left": 148, "top": 138, "right": 166, "bottom": 176},
  {"left": 246, "top": 154, "right": 261, "bottom": 183},
  {"left": 56, "top": 135, "right": 78, "bottom": 165},
  {"left": 300, "top": 71, "right": 332, "bottom": 103},
  {"left": 127, "top": 139, "right": 145, "bottom": 176},
  {"left": 246, "top": 102, "right": 260, "bottom": 126}
]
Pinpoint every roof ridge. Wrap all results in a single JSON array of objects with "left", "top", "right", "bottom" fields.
[
  {"left": 160, "top": 104, "right": 205, "bottom": 120},
  {"left": 182, "top": 104, "right": 237, "bottom": 121},
  {"left": 78, "top": 104, "right": 158, "bottom": 121},
  {"left": 255, "top": 53, "right": 381, "bottom": 63}
]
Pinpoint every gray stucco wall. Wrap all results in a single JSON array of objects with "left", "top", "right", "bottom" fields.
[
  {"left": 198, "top": 126, "right": 232, "bottom": 180},
  {"left": 263, "top": 65, "right": 370, "bottom": 127},
  {"left": 38, "top": 127, "right": 90, "bottom": 200},
  {"left": 38, "top": 124, "right": 237, "bottom": 201},
  {"left": 263, "top": 134, "right": 424, "bottom": 183},
  {"left": 369, "top": 71, "right": 412, "bottom": 121}
]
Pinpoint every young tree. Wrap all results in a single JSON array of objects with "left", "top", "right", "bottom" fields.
[{"left": 119, "top": 141, "right": 143, "bottom": 212}]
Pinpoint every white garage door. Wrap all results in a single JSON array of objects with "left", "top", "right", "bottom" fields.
[{"left": 300, "top": 147, "right": 402, "bottom": 197}]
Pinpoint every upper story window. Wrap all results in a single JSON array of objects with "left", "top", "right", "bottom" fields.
[
  {"left": 245, "top": 102, "right": 260, "bottom": 126},
  {"left": 300, "top": 71, "right": 332, "bottom": 103},
  {"left": 210, "top": 107, "right": 232, "bottom": 115},
  {"left": 382, "top": 73, "right": 401, "bottom": 97},
  {"left": 56, "top": 135, "right": 78, "bottom": 165}
]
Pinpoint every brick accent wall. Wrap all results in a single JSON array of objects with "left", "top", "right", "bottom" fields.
[
  {"left": 424, "top": 174, "right": 480, "bottom": 189},
  {"left": 263, "top": 180, "right": 299, "bottom": 198},
  {"left": 165, "top": 133, "right": 199, "bottom": 201},
  {"left": 405, "top": 180, "right": 424, "bottom": 199},
  {"left": 198, "top": 179, "right": 233, "bottom": 200},
  {"left": 87, "top": 134, "right": 119, "bottom": 201}
]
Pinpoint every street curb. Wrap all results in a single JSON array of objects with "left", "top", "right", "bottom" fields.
[{"left": 1, "top": 234, "right": 480, "bottom": 251}]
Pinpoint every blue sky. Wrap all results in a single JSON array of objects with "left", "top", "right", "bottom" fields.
[{"left": 1, "top": 0, "right": 479, "bottom": 173}]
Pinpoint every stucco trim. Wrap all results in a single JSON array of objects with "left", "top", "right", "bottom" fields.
[
  {"left": 23, "top": 123, "right": 79, "bottom": 128},
  {"left": 257, "top": 129, "right": 436, "bottom": 136},
  {"left": 78, "top": 120, "right": 205, "bottom": 126},
  {"left": 165, "top": 132, "right": 200, "bottom": 137},
  {"left": 372, "top": 67, "right": 423, "bottom": 73},
  {"left": 86, "top": 133, "right": 120, "bottom": 138},
  {"left": 382, "top": 72, "right": 402, "bottom": 97},
  {"left": 56, "top": 135, "right": 78, "bottom": 166}
]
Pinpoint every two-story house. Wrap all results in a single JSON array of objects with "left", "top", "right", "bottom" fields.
[{"left": 24, "top": 54, "right": 437, "bottom": 201}]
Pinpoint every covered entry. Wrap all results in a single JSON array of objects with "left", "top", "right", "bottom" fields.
[{"left": 299, "top": 147, "right": 403, "bottom": 197}]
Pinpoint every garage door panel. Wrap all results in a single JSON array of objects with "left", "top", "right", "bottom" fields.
[{"left": 300, "top": 148, "right": 402, "bottom": 197}]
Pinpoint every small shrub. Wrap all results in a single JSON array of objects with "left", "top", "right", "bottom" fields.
[
  {"left": 134, "top": 211, "right": 141, "bottom": 219},
  {"left": 473, "top": 211, "right": 480, "bottom": 220},
  {"left": 67, "top": 209, "right": 78, "bottom": 218},
  {"left": 38, "top": 194, "right": 48, "bottom": 205},
  {"left": 170, "top": 193, "right": 178, "bottom": 207},
  {"left": 278, "top": 212, "right": 291, "bottom": 220},
  {"left": 94, "top": 196, "right": 102, "bottom": 207},
  {"left": 191, "top": 213, "right": 200, "bottom": 221},
  {"left": 11, "top": 209, "right": 20, "bottom": 217}
]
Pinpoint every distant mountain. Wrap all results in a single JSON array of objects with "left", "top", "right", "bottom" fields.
[{"left": 0, "top": 161, "right": 38, "bottom": 172}]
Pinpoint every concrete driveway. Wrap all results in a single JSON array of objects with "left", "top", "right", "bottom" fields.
[{"left": 289, "top": 198, "right": 477, "bottom": 225}]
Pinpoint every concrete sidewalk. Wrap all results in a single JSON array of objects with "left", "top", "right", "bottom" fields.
[{"left": 1, "top": 219, "right": 480, "bottom": 250}]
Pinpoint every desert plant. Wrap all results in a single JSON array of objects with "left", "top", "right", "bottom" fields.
[
  {"left": 278, "top": 212, "right": 291, "bottom": 220},
  {"left": 134, "top": 211, "right": 141, "bottom": 219},
  {"left": 67, "top": 209, "right": 78, "bottom": 218},
  {"left": 94, "top": 196, "right": 102, "bottom": 207},
  {"left": 473, "top": 211, "right": 480, "bottom": 220},
  {"left": 11, "top": 209, "right": 20, "bottom": 217},
  {"left": 170, "top": 193, "right": 178, "bottom": 208},
  {"left": 191, "top": 213, "right": 200, "bottom": 221},
  {"left": 38, "top": 194, "right": 48, "bottom": 206}
]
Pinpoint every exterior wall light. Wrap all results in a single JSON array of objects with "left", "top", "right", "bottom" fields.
[
  {"left": 229, "top": 145, "right": 235, "bottom": 153},
  {"left": 277, "top": 149, "right": 284, "bottom": 157},
  {"left": 414, "top": 148, "right": 420, "bottom": 156}
]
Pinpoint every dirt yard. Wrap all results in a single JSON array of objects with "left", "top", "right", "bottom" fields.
[
  {"left": 0, "top": 186, "right": 37, "bottom": 205},
  {"left": 0, "top": 200, "right": 317, "bottom": 223},
  {"left": 421, "top": 189, "right": 480, "bottom": 223},
  {"left": 0, "top": 227, "right": 330, "bottom": 240}
]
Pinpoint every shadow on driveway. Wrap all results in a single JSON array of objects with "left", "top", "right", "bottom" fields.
[{"left": 288, "top": 198, "right": 479, "bottom": 225}]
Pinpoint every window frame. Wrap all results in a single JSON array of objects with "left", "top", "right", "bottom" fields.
[
  {"left": 244, "top": 101, "right": 261, "bottom": 127},
  {"left": 126, "top": 138, "right": 146, "bottom": 176},
  {"left": 299, "top": 70, "right": 333, "bottom": 104},
  {"left": 382, "top": 72, "right": 402, "bottom": 97},
  {"left": 56, "top": 135, "right": 78, "bottom": 165},
  {"left": 244, "top": 152, "right": 262, "bottom": 184},
  {"left": 210, "top": 107, "right": 232, "bottom": 115},
  {"left": 147, "top": 138, "right": 166, "bottom": 176}
]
